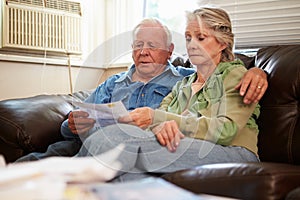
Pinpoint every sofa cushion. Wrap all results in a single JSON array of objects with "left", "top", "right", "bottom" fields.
[
  {"left": 235, "top": 53, "right": 255, "bottom": 69},
  {"left": 0, "top": 90, "right": 91, "bottom": 162},
  {"left": 286, "top": 187, "right": 300, "bottom": 200},
  {"left": 162, "top": 162, "right": 300, "bottom": 200},
  {"left": 255, "top": 45, "right": 300, "bottom": 164}
]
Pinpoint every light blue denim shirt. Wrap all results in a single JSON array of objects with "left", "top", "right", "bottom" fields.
[
  {"left": 61, "top": 62, "right": 194, "bottom": 140},
  {"left": 84, "top": 62, "right": 194, "bottom": 110}
]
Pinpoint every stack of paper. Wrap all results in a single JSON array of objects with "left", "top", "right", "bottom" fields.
[{"left": 0, "top": 144, "right": 124, "bottom": 199}]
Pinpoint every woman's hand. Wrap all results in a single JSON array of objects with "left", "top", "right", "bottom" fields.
[
  {"left": 235, "top": 67, "right": 268, "bottom": 104},
  {"left": 68, "top": 110, "right": 95, "bottom": 134},
  {"left": 152, "top": 120, "right": 185, "bottom": 152},
  {"left": 118, "top": 107, "right": 154, "bottom": 129}
]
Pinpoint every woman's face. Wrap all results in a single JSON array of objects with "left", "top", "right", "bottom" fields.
[{"left": 185, "top": 19, "right": 226, "bottom": 67}]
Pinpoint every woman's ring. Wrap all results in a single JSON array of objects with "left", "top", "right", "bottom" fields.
[{"left": 257, "top": 85, "right": 262, "bottom": 89}]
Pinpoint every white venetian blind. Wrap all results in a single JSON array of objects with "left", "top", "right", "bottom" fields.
[{"left": 204, "top": 0, "right": 300, "bottom": 49}]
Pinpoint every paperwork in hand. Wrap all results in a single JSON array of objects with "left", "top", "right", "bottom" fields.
[{"left": 73, "top": 101, "right": 129, "bottom": 127}]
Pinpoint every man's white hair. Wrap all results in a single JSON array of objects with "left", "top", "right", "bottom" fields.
[{"left": 132, "top": 18, "right": 173, "bottom": 47}]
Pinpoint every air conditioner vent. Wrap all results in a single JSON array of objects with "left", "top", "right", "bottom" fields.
[
  {"left": 46, "top": 0, "right": 81, "bottom": 15},
  {"left": 6, "top": 0, "right": 81, "bottom": 15},
  {"left": 2, "top": 0, "right": 82, "bottom": 55},
  {"left": 6, "top": 0, "right": 44, "bottom": 7}
]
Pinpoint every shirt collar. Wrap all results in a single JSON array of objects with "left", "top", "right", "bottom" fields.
[{"left": 115, "top": 61, "right": 181, "bottom": 83}]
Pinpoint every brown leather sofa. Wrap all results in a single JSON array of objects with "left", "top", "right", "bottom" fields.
[
  {"left": 163, "top": 45, "right": 300, "bottom": 200},
  {"left": 0, "top": 45, "right": 299, "bottom": 199},
  {"left": 0, "top": 90, "right": 91, "bottom": 162}
]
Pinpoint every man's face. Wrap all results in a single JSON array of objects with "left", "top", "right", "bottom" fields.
[{"left": 132, "top": 25, "right": 173, "bottom": 78}]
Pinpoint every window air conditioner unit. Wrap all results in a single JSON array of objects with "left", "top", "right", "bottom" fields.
[{"left": 1, "top": 0, "right": 82, "bottom": 55}]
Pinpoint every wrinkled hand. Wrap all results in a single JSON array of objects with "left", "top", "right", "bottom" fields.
[
  {"left": 118, "top": 107, "right": 154, "bottom": 129},
  {"left": 68, "top": 110, "right": 95, "bottom": 134},
  {"left": 235, "top": 67, "right": 268, "bottom": 104},
  {"left": 152, "top": 120, "right": 185, "bottom": 152}
]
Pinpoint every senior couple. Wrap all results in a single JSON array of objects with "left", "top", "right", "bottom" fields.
[{"left": 17, "top": 7, "right": 268, "bottom": 182}]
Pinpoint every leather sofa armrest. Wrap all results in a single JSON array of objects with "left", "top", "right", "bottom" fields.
[
  {"left": 162, "top": 162, "right": 300, "bottom": 200},
  {"left": 0, "top": 90, "right": 91, "bottom": 163}
]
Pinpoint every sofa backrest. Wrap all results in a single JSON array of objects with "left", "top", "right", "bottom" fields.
[{"left": 255, "top": 45, "right": 300, "bottom": 164}]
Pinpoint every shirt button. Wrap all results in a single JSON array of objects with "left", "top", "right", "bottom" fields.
[{"left": 141, "top": 94, "right": 144, "bottom": 97}]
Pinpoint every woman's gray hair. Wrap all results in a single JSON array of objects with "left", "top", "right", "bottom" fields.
[
  {"left": 132, "top": 18, "right": 173, "bottom": 47},
  {"left": 186, "top": 7, "right": 235, "bottom": 62}
]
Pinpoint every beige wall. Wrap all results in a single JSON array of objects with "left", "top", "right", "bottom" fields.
[{"left": 0, "top": 60, "right": 128, "bottom": 100}]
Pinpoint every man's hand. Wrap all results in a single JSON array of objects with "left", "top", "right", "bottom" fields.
[
  {"left": 68, "top": 110, "right": 95, "bottom": 134},
  {"left": 118, "top": 107, "right": 154, "bottom": 129},
  {"left": 152, "top": 120, "right": 185, "bottom": 152},
  {"left": 235, "top": 67, "right": 268, "bottom": 104}
]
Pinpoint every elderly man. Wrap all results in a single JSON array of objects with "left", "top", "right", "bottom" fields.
[{"left": 16, "top": 18, "right": 267, "bottom": 162}]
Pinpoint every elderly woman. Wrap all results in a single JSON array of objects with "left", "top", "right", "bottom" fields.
[{"left": 77, "top": 7, "right": 260, "bottom": 182}]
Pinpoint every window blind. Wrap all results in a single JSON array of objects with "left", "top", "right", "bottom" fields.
[{"left": 202, "top": 0, "right": 300, "bottom": 49}]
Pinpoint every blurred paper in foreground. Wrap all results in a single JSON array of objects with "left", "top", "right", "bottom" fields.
[{"left": 0, "top": 144, "right": 124, "bottom": 200}]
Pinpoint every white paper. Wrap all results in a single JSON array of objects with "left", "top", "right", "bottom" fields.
[
  {"left": 0, "top": 145, "right": 125, "bottom": 199},
  {"left": 0, "top": 144, "right": 125, "bottom": 186},
  {"left": 0, "top": 155, "right": 6, "bottom": 168},
  {"left": 90, "top": 177, "right": 203, "bottom": 200},
  {"left": 73, "top": 101, "right": 129, "bottom": 127}
]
